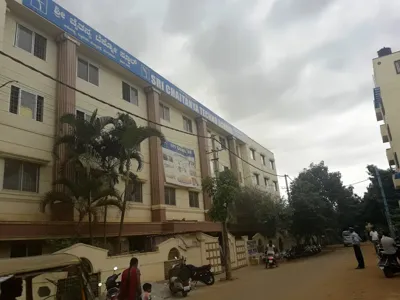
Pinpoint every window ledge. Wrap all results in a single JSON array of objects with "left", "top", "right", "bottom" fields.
[{"left": 0, "top": 189, "right": 40, "bottom": 198}]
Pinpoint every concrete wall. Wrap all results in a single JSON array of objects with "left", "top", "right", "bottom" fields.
[{"left": 12, "top": 233, "right": 248, "bottom": 299}]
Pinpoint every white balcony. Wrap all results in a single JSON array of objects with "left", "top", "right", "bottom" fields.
[
  {"left": 380, "top": 124, "right": 389, "bottom": 143},
  {"left": 386, "top": 148, "right": 396, "bottom": 167}
]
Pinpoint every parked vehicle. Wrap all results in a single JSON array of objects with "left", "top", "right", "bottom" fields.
[
  {"left": 168, "top": 257, "right": 192, "bottom": 297},
  {"left": 186, "top": 263, "right": 215, "bottom": 286},
  {"left": 98, "top": 267, "right": 120, "bottom": 300},
  {"left": 265, "top": 254, "right": 277, "bottom": 269},
  {"left": 342, "top": 230, "right": 353, "bottom": 247},
  {"left": 0, "top": 253, "right": 96, "bottom": 300},
  {"left": 377, "top": 243, "right": 400, "bottom": 278}
]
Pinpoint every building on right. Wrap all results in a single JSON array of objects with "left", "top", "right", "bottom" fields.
[{"left": 372, "top": 47, "right": 400, "bottom": 189}]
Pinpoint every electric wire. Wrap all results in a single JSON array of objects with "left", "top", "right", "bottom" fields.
[{"left": 0, "top": 50, "right": 286, "bottom": 178}]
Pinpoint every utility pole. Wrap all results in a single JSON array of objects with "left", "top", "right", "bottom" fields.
[
  {"left": 374, "top": 166, "right": 395, "bottom": 237},
  {"left": 284, "top": 174, "right": 291, "bottom": 202}
]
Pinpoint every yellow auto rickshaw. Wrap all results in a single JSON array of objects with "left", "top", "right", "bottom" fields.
[{"left": 0, "top": 253, "right": 96, "bottom": 300}]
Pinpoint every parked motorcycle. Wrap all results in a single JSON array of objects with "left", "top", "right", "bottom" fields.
[
  {"left": 377, "top": 244, "right": 400, "bottom": 278},
  {"left": 98, "top": 267, "right": 120, "bottom": 300},
  {"left": 168, "top": 257, "right": 192, "bottom": 297},
  {"left": 186, "top": 263, "right": 215, "bottom": 286},
  {"left": 265, "top": 254, "right": 277, "bottom": 269}
]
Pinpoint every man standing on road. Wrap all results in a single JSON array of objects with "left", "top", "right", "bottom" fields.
[
  {"left": 350, "top": 227, "right": 365, "bottom": 269},
  {"left": 369, "top": 227, "right": 379, "bottom": 254}
]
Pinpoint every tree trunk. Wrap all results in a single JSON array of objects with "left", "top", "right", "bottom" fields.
[
  {"left": 103, "top": 205, "right": 108, "bottom": 247},
  {"left": 222, "top": 221, "right": 232, "bottom": 280},
  {"left": 117, "top": 164, "right": 130, "bottom": 254},
  {"left": 88, "top": 205, "right": 93, "bottom": 245}
]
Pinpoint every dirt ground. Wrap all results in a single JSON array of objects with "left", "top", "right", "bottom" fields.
[{"left": 187, "top": 244, "right": 400, "bottom": 300}]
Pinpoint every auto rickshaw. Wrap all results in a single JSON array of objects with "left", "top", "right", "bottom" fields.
[{"left": 0, "top": 253, "right": 96, "bottom": 300}]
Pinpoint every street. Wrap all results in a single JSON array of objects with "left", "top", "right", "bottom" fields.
[{"left": 188, "top": 245, "right": 400, "bottom": 300}]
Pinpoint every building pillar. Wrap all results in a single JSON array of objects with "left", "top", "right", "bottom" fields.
[
  {"left": 227, "top": 136, "right": 239, "bottom": 179},
  {"left": 52, "top": 33, "right": 79, "bottom": 221},
  {"left": 196, "top": 118, "right": 212, "bottom": 220},
  {"left": 145, "top": 87, "right": 166, "bottom": 222}
]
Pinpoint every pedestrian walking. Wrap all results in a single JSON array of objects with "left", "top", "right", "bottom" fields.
[
  {"left": 369, "top": 227, "right": 379, "bottom": 254},
  {"left": 350, "top": 227, "right": 365, "bottom": 269}
]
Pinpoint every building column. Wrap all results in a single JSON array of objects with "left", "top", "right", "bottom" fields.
[
  {"left": 52, "top": 33, "right": 80, "bottom": 221},
  {"left": 145, "top": 87, "right": 166, "bottom": 222},
  {"left": 227, "top": 136, "right": 239, "bottom": 179},
  {"left": 196, "top": 118, "right": 212, "bottom": 219}
]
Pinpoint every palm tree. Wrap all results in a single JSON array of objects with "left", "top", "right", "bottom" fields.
[
  {"left": 108, "top": 113, "right": 165, "bottom": 253},
  {"left": 51, "top": 110, "right": 118, "bottom": 244},
  {"left": 41, "top": 176, "right": 123, "bottom": 244}
]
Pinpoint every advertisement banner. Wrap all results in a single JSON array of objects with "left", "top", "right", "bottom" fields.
[{"left": 162, "top": 141, "right": 199, "bottom": 188}]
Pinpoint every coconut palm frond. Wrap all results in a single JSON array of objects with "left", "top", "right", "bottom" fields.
[{"left": 41, "top": 191, "right": 75, "bottom": 213}]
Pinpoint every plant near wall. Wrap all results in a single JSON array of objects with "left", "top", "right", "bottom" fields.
[
  {"left": 107, "top": 113, "right": 165, "bottom": 254},
  {"left": 202, "top": 169, "right": 240, "bottom": 281}
]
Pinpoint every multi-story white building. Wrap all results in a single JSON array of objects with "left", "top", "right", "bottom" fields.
[
  {"left": 0, "top": 0, "right": 279, "bottom": 256},
  {"left": 372, "top": 47, "right": 400, "bottom": 189}
]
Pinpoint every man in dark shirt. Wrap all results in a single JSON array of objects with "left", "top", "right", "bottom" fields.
[{"left": 119, "top": 257, "right": 142, "bottom": 300}]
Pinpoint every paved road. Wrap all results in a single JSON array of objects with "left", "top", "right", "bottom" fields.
[{"left": 187, "top": 244, "right": 400, "bottom": 300}]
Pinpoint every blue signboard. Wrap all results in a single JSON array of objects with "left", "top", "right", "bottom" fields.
[
  {"left": 373, "top": 87, "right": 381, "bottom": 109},
  {"left": 22, "top": 0, "right": 250, "bottom": 143},
  {"left": 162, "top": 141, "right": 195, "bottom": 158}
]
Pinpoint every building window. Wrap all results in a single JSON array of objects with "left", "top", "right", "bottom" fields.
[
  {"left": 273, "top": 181, "right": 278, "bottom": 192},
  {"left": 250, "top": 149, "right": 256, "bottom": 160},
  {"left": 9, "top": 86, "right": 44, "bottom": 122},
  {"left": 253, "top": 173, "right": 260, "bottom": 185},
  {"left": 239, "top": 172, "right": 243, "bottom": 183},
  {"left": 219, "top": 137, "right": 227, "bottom": 149},
  {"left": 160, "top": 103, "right": 170, "bottom": 121},
  {"left": 3, "top": 159, "right": 39, "bottom": 192},
  {"left": 394, "top": 60, "right": 400, "bottom": 74},
  {"left": 264, "top": 177, "right": 269, "bottom": 186},
  {"left": 183, "top": 116, "right": 193, "bottom": 133},
  {"left": 270, "top": 160, "right": 275, "bottom": 170},
  {"left": 76, "top": 110, "right": 91, "bottom": 122},
  {"left": 125, "top": 182, "right": 143, "bottom": 203},
  {"left": 122, "top": 82, "right": 138, "bottom": 105},
  {"left": 165, "top": 187, "right": 176, "bottom": 205},
  {"left": 15, "top": 24, "right": 47, "bottom": 60},
  {"left": 189, "top": 191, "right": 199, "bottom": 208},
  {"left": 260, "top": 154, "right": 266, "bottom": 166},
  {"left": 10, "top": 241, "right": 42, "bottom": 258},
  {"left": 78, "top": 58, "right": 99, "bottom": 85}
]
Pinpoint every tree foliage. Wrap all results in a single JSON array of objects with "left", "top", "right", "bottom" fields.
[
  {"left": 234, "top": 187, "right": 292, "bottom": 236},
  {"left": 288, "top": 161, "right": 362, "bottom": 242},
  {"left": 43, "top": 110, "right": 163, "bottom": 247}
]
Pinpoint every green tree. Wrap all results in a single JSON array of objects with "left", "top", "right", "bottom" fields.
[
  {"left": 202, "top": 169, "right": 240, "bottom": 280},
  {"left": 107, "top": 113, "right": 165, "bottom": 253},
  {"left": 49, "top": 110, "right": 120, "bottom": 244},
  {"left": 289, "top": 161, "right": 362, "bottom": 243},
  {"left": 234, "top": 187, "right": 291, "bottom": 237},
  {"left": 361, "top": 165, "right": 400, "bottom": 230}
]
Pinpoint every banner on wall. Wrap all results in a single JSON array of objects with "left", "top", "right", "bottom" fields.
[{"left": 162, "top": 141, "right": 199, "bottom": 188}]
